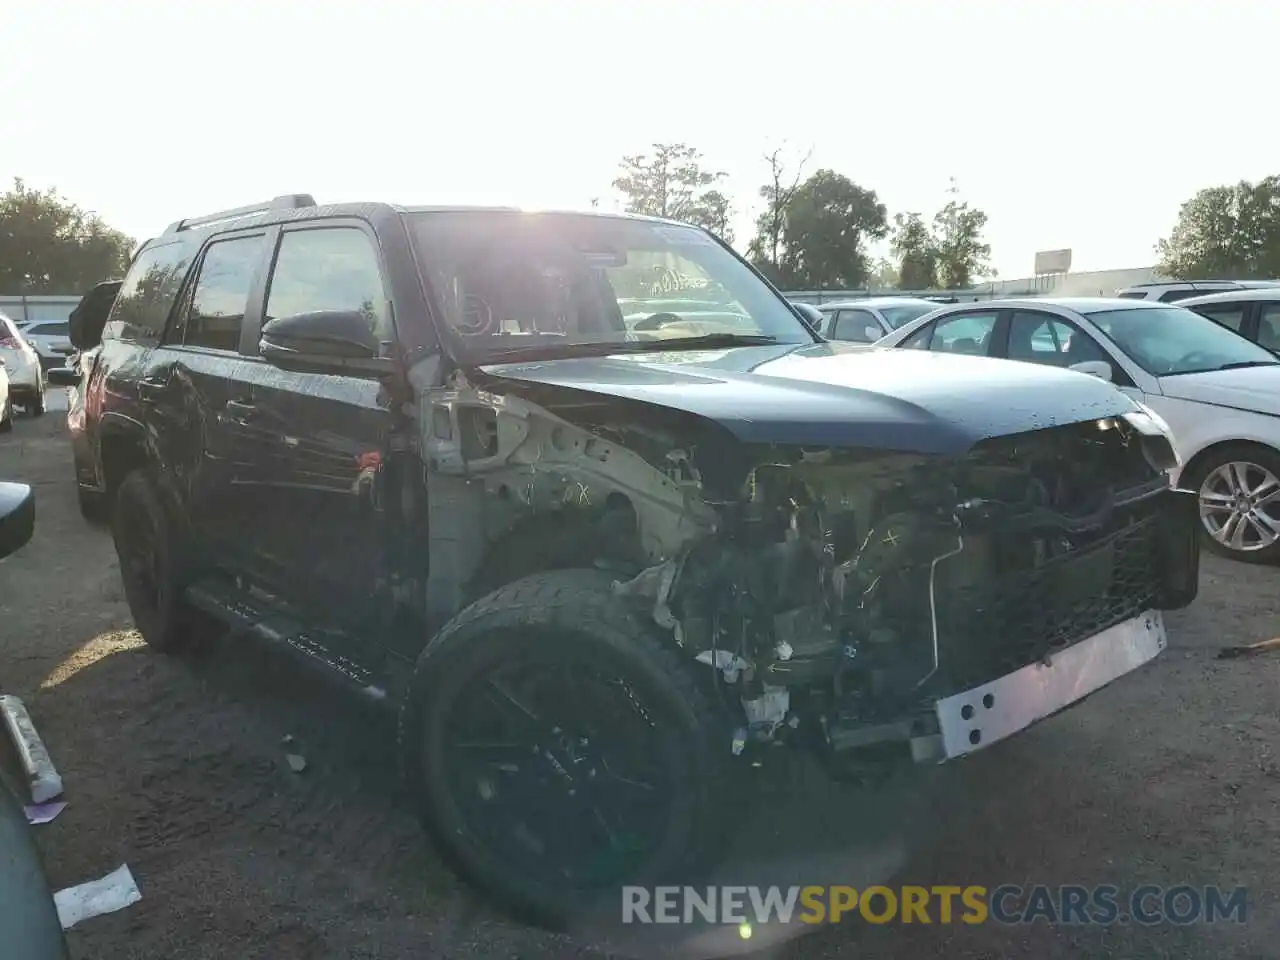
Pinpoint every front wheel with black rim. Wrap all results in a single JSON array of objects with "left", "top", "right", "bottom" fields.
[
  {"left": 399, "top": 569, "right": 732, "bottom": 931},
  {"left": 1186, "top": 443, "right": 1280, "bottom": 563},
  {"left": 111, "top": 469, "right": 207, "bottom": 652}
]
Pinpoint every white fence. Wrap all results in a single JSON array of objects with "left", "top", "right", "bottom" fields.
[{"left": 0, "top": 295, "right": 81, "bottom": 325}]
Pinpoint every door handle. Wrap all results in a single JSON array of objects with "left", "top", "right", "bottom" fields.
[
  {"left": 137, "top": 379, "right": 167, "bottom": 402},
  {"left": 225, "top": 399, "right": 257, "bottom": 421}
]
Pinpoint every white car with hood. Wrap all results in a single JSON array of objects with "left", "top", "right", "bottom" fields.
[
  {"left": 871, "top": 296, "right": 1280, "bottom": 563},
  {"left": 0, "top": 314, "right": 44, "bottom": 419}
]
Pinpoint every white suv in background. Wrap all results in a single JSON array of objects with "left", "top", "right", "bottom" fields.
[
  {"left": 0, "top": 314, "right": 46, "bottom": 416},
  {"left": 1116, "top": 280, "right": 1280, "bottom": 303}
]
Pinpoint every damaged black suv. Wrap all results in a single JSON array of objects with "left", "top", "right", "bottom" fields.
[{"left": 63, "top": 194, "right": 1200, "bottom": 928}]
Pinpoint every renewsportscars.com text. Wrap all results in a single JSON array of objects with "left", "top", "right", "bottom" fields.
[{"left": 621, "top": 884, "right": 1248, "bottom": 926}]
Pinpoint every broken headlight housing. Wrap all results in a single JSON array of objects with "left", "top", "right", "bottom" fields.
[{"left": 1121, "top": 401, "right": 1179, "bottom": 471}]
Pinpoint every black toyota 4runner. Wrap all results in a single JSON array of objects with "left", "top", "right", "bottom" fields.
[{"left": 62, "top": 194, "right": 1200, "bottom": 928}]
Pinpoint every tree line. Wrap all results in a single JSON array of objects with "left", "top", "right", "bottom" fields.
[
  {"left": 611, "top": 143, "right": 993, "bottom": 290},
  {"left": 1, "top": 163, "right": 1277, "bottom": 298}
]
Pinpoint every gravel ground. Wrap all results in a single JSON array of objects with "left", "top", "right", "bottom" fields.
[{"left": 2, "top": 401, "right": 1280, "bottom": 959}]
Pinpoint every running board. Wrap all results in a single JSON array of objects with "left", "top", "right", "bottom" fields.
[{"left": 185, "top": 581, "right": 396, "bottom": 710}]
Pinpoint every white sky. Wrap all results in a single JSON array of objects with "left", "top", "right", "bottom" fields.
[{"left": 7, "top": 0, "right": 1278, "bottom": 280}]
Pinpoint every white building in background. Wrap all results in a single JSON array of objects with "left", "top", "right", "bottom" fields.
[
  {"left": 984, "top": 265, "right": 1163, "bottom": 297},
  {"left": 785, "top": 264, "right": 1165, "bottom": 304}
]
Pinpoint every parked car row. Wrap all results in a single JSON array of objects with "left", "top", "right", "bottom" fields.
[{"left": 802, "top": 293, "right": 1279, "bottom": 564}]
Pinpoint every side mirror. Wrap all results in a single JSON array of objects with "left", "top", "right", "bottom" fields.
[
  {"left": 1070, "top": 360, "right": 1113, "bottom": 382},
  {"left": 259, "top": 311, "right": 395, "bottom": 377},
  {"left": 0, "top": 482, "right": 35, "bottom": 560},
  {"left": 46, "top": 366, "right": 80, "bottom": 388}
]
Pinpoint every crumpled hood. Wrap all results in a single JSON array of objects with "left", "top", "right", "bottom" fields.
[
  {"left": 478, "top": 342, "right": 1139, "bottom": 455},
  {"left": 1158, "top": 365, "right": 1280, "bottom": 417}
]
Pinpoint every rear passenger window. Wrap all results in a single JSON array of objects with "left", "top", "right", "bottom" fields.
[
  {"left": 108, "top": 240, "right": 196, "bottom": 343},
  {"left": 1190, "top": 302, "right": 1246, "bottom": 332},
  {"left": 183, "top": 235, "right": 265, "bottom": 352},
  {"left": 265, "top": 227, "right": 391, "bottom": 343},
  {"left": 1259, "top": 304, "right": 1280, "bottom": 352}
]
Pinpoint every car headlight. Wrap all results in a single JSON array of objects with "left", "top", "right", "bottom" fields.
[{"left": 1121, "top": 401, "right": 1180, "bottom": 470}]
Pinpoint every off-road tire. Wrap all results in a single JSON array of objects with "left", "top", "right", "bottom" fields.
[
  {"left": 398, "top": 569, "right": 732, "bottom": 931},
  {"left": 111, "top": 469, "right": 207, "bottom": 653}
]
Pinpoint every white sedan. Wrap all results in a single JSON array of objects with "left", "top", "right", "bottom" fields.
[{"left": 871, "top": 296, "right": 1280, "bottom": 563}]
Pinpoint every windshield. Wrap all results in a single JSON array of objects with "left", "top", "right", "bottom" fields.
[
  {"left": 880, "top": 302, "right": 940, "bottom": 329},
  {"left": 1086, "top": 306, "right": 1280, "bottom": 376},
  {"left": 408, "top": 211, "right": 812, "bottom": 359}
]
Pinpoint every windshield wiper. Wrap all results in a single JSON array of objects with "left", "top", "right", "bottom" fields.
[
  {"left": 1218, "top": 360, "right": 1280, "bottom": 370},
  {"left": 480, "top": 333, "right": 781, "bottom": 362}
]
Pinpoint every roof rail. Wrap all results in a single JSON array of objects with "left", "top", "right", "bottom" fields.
[{"left": 162, "top": 193, "right": 316, "bottom": 235}]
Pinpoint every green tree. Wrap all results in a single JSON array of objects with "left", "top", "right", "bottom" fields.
[
  {"left": 612, "top": 143, "right": 732, "bottom": 238},
  {"left": 747, "top": 143, "right": 812, "bottom": 283},
  {"left": 867, "top": 256, "right": 900, "bottom": 289},
  {"left": 0, "top": 178, "right": 134, "bottom": 293},
  {"left": 697, "top": 189, "right": 734, "bottom": 244},
  {"left": 779, "top": 170, "right": 888, "bottom": 289},
  {"left": 932, "top": 178, "right": 991, "bottom": 289},
  {"left": 890, "top": 212, "right": 938, "bottom": 289},
  {"left": 1157, "top": 176, "right": 1280, "bottom": 280}
]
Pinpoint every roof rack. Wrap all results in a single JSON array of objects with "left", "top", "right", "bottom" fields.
[{"left": 162, "top": 193, "right": 316, "bottom": 235}]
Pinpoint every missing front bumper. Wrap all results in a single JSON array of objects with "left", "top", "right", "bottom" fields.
[{"left": 933, "top": 609, "right": 1166, "bottom": 759}]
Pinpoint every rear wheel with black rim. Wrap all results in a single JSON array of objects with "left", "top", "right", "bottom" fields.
[
  {"left": 399, "top": 569, "right": 731, "bottom": 931},
  {"left": 111, "top": 470, "right": 210, "bottom": 652},
  {"left": 1185, "top": 443, "right": 1280, "bottom": 563}
]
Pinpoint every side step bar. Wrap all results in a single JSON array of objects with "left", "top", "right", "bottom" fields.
[{"left": 185, "top": 581, "right": 395, "bottom": 710}]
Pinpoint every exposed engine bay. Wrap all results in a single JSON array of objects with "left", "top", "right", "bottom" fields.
[{"left": 423, "top": 370, "right": 1193, "bottom": 777}]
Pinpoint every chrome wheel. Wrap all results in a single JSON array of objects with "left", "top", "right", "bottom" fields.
[{"left": 1198, "top": 460, "right": 1280, "bottom": 553}]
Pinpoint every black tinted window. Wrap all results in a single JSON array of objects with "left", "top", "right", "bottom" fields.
[
  {"left": 183, "top": 235, "right": 264, "bottom": 352},
  {"left": 1117, "top": 291, "right": 1149, "bottom": 300},
  {"left": 1189, "top": 301, "right": 1246, "bottom": 332},
  {"left": 831, "top": 309, "right": 882, "bottom": 342},
  {"left": 265, "top": 227, "right": 391, "bottom": 343},
  {"left": 108, "top": 240, "right": 195, "bottom": 342},
  {"left": 1159, "top": 289, "right": 1207, "bottom": 303},
  {"left": 1259, "top": 304, "right": 1280, "bottom": 351}
]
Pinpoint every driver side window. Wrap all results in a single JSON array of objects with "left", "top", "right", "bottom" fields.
[{"left": 928, "top": 311, "right": 998, "bottom": 356}]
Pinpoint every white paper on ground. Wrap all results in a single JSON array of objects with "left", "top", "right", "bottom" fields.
[
  {"left": 24, "top": 799, "right": 67, "bottom": 825},
  {"left": 54, "top": 864, "right": 142, "bottom": 930}
]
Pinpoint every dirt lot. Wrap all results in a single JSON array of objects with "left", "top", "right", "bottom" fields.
[{"left": 3, "top": 403, "right": 1280, "bottom": 959}]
